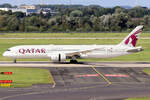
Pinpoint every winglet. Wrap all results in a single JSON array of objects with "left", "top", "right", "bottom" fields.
[{"left": 119, "top": 25, "right": 144, "bottom": 47}]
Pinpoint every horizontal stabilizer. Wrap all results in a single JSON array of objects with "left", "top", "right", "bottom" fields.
[{"left": 127, "top": 46, "right": 144, "bottom": 53}]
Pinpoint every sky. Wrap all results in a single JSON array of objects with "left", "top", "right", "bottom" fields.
[{"left": 0, "top": 0, "right": 150, "bottom": 8}]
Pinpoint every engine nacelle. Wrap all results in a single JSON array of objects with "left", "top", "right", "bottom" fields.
[
  {"left": 80, "top": 54, "right": 88, "bottom": 59},
  {"left": 49, "top": 53, "right": 66, "bottom": 62}
]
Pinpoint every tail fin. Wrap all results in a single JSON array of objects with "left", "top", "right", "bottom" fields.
[{"left": 119, "top": 25, "right": 143, "bottom": 47}]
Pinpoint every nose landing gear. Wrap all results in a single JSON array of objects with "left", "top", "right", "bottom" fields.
[{"left": 14, "top": 59, "right": 16, "bottom": 63}]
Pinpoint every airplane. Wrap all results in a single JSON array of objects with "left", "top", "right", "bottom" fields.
[{"left": 3, "top": 25, "right": 144, "bottom": 63}]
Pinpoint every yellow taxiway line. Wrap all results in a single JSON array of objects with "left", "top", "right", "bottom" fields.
[
  {"left": 48, "top": 71, "right": 56, "bottom": 88},
  {"left": 91, "top": 66, "right": 112, "bottom": 85}
]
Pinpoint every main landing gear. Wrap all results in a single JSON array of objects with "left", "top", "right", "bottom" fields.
[
  {"left": 69, "top": 56, "right": 79, "bottom": 64},
  {"left": 70, "top": 59, "right": 78, "bottom": 64}
]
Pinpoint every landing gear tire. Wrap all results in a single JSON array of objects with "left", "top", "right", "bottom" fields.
[
  {"left": 14, "top": 59, "right": 16, "bottom": 63},
  {"left": 70, "top": 60, "right": 78, "bottom": 64}
]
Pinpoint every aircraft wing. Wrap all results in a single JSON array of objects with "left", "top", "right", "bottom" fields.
[{"left": 66, "top": 48, "right": 97, "bottom": 57}]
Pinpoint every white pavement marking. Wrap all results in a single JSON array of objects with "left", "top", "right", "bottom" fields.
[
  {"left": 0, "top": 63, "right": 90, "bottom": 67},
  {"left": 99, "top": 64, "right": 150, "bottom": 67},
  {"left": 0, "top": 61, "right": 150, "bottom": 67}
]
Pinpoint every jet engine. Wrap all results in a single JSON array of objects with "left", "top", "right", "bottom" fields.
[
  {"left": 80, "top": 54, "right": 88, "bottom": 59},
  {"left": 49, "top": 53, "right": 66, "bottom": 62}
]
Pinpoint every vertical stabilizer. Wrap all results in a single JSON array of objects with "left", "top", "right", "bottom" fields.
[{"left": 119, "top": 25, "right": 143, "bottom": 47}]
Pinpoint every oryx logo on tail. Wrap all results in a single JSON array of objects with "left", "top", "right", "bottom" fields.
[
  {"left": 119, "top": 25, "right": 143, "bottom": 47},
  {"left": 125, "top": 29, "right": 142, "bottom": 47}
]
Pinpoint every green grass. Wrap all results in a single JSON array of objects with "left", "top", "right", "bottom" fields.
[
  {"left": 0, "top": 67, "right": 53, "bottom": 87},
  {"left": 125, "top": 97, "right": 150, "bottom": 100},
  {"left": 0, "top": 39, "right": 150, "bottom": 61},
  {"left": 0, "top": 33, "right": 150, "bottom": 38},
  {"left": 143, "top": 68, "right": 150, "bottom": 75}
]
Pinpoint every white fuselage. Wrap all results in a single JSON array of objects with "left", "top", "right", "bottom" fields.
[{"left": 3, "top": 44, "right": 132, "bottom": 60}]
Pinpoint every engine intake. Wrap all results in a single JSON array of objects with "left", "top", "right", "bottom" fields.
[{"left": 49, "top": 53, "right": 66, "bottom": 62}]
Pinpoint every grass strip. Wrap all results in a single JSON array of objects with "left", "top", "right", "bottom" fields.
[
  {"left": 0, "top": 67, "right": 52, "bottom": 88},
  {"left": 0, "top": 33, "right": 150, "bottom": 38}
]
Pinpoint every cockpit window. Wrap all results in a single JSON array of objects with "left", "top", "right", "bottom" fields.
[{"left": 7, "top": 49, "right": 11, "bottom": 51}]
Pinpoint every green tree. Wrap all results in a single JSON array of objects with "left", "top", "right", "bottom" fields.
[{"left": 70, "top": 10, "right": 83, "bottom": 17}]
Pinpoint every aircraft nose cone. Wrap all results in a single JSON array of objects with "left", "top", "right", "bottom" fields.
[
  {"left": 3, "top": 52, "right": 8, "bottom": 57},
  {"left": 3, "top": 51, "right": 15, "bottom": 58},
  {"left": 3, "top": 52, "right": 6, "bottom": 57}
]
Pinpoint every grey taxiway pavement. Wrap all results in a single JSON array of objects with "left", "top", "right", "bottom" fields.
[{"left": 0, "top": 63, "right": 150, "bottom": 100}]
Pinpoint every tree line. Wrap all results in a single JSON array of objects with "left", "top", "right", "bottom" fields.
[{"left": 0, "top": 4, "right": 150, "bottom": 32}]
